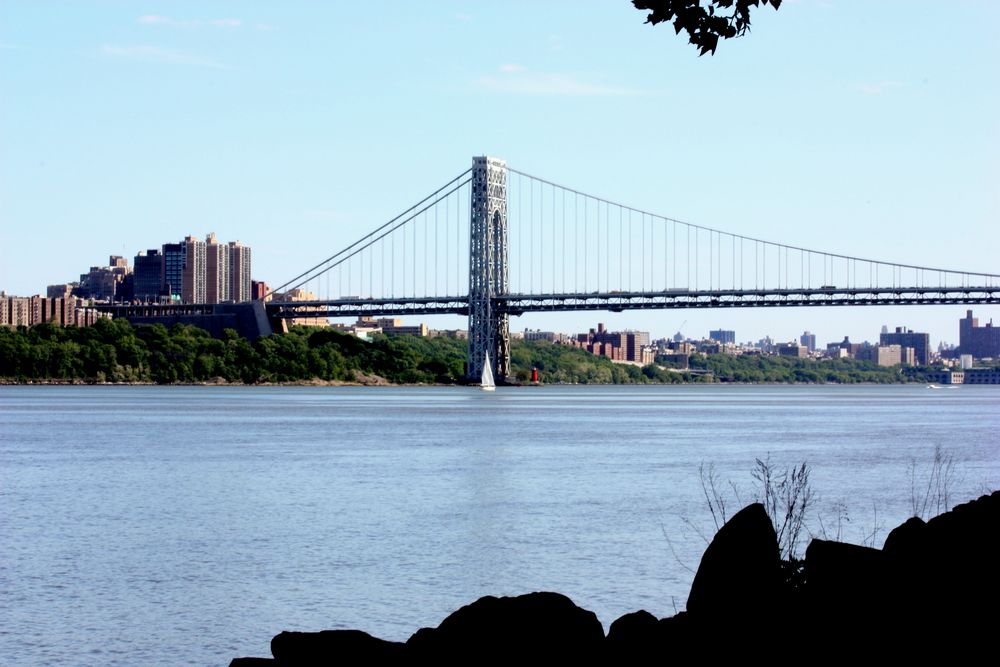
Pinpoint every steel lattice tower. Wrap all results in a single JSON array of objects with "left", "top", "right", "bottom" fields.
[{"left": 467, "top": 156, "right": 510, "bottom": 382}]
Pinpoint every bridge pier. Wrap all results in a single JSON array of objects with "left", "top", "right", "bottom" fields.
[{"left": 467, "top": 156, "right": 511, "bottom": 383}]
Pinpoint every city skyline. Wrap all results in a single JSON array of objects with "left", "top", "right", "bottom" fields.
[{"left": 2, "top": 2, "right": 997, "bottom": 345}]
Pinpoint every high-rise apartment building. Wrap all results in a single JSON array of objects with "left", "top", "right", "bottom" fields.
[
  {"left": 181, "top": 236, "right": 207, "bottom": 304},
  {"left": 229, "top": 241, "right": 251, "bottom": 303},
  {"left": 205, "top": 233, "right": 231, "bottom": 304},
  {"left": 959, "top": 310, "right": 1000, "bottom": 359},
  {"left": 709, "top": 329, "right": 736, "bottom": 345},
  {"left": 154, "top": 234, "right": 253, "bottom": 304},
  {"left": 800, "top": 331, "right": 816, "bottom": 352}
]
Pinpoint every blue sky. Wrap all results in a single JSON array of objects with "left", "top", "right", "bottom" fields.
[{"left": 2, "top": 1, "right": 998, "bottom": 346}]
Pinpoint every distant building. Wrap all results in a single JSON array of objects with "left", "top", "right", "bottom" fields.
[
  {"left": 47, "top": 283, "right": 77, "bottom": 300},
  {"left": 278, "top": 288, "right": 326, "bottom": 327},
  {"left": 181, "top": 236, "right": 207, "bottom": 304},
  {"left": 827, "top": 336, "right": 862, "bottom": 358},
  {"left": 0, "top": 292, "right": 110, "bottom": 328},
  {"left": 659, "top": 353, "right": 689, "bottom": 368},
  {"left": 150, "top": 235, "right": 254, "bottom": 304},
  {"left": 709, "top": 329, "right": 735, "bottom": 345},
  {"left": 251, "top": 280, "right": 270, "bottom": 302},
  {"left": 357, "top": 316, "right": 427, "bottom": 337},
  {"left": 205, "top": 233, "right": 230, "bottom": 304},
  {"left": 382, "top": 321, "right": 428, "bottom": 337},
  {"left": 856, "top": 344, "right": 912, "bottom": 367},
  {"left": 777, "top": 343, "right": 807, "bottom": 358},
  {"left": 880, "top": 326, "right": 930, "bottom": 365},
  {"left": 229, "top": 241, "right": 252, "bottom": 303},
  {"left": 428, "top": 329, "right": 468, "bottom": 339},
  {"left": 671, "top": 340, "right": 697, "bottom": 355},
  {"left": 965, "top": 368, "right": 1000, "bottom": 384},
  {"left": 133, "top": 250, "right": 163, "bottom": 302},
  {"left": 574, "top": 322, "right": 653, "bottom": 364},
  {"left": 800, "top": 331, "right": 816, "bottom": 352},
  {"left": 524, "top": 328, "right": 563, "bottom": 342},
  {"left": 162, "top": 243, "right": 185, "bottom": 301},
  {"left": 77, "top": 256, "right": 131, "bottom": 302},
  {"left": 2, "top": 293, "right": 30, "bottom": 327},
  {"left": 959, "top": 310, "right": 1000, "bottom": 359}
]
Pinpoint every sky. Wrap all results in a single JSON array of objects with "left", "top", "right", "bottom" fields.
[{"left": 2, "top": 1, "right": 998, "bottom": 347}]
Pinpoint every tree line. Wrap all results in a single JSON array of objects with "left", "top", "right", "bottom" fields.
[{"left": 0, "top": 319, "right": 934, "bottom": 385}]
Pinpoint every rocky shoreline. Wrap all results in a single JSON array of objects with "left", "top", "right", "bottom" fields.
[{"left": 230, "top": 491, "right": 998, "bottom": 663}]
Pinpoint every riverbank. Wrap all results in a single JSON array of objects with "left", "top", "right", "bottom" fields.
[{"left": 1, "top": 319, "right": 944, "bottom": 385}]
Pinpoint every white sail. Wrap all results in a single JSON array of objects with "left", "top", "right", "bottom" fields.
[{"left": 481, "top": 352, "right": 496, "bottom": 391}]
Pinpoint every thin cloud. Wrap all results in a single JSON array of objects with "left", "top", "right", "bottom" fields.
[
  {"left": 476, "top": 72, "right": 641, "bottom": 97},
  {"left": 255, "top": 23, "right": 274, "bottom": 31},
  {"left": 498, "top": 63, "right": 526, "bottom": 73},
  {"left": 101, "top": 44, "right": 228, "bottom": 69},
  {"left": 858, "top": 80, "right": 904, "bottom": 95},
  {"left": 137, "top": 15, "right": 199, "bottom": 28},
  {"left": 136, "top": 15, "right": 244, "bottom": 29}
]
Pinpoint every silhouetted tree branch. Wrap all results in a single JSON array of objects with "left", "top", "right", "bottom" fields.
[{"left": 632, "top": 0, "right": 782, "bottom": 55}]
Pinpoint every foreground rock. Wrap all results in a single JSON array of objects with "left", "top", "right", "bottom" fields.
[
  {"left": 231, "top": 492, "right": 999, "bottom": 664},
  {"left": 408, "top": 591, "right": 604, "bottom": 660}
]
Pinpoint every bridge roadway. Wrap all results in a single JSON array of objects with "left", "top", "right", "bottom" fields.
[{"left": 264, "top": 285, "right": 1000, "bottom": 319}]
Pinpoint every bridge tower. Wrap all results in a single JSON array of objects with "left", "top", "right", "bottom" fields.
[{"left": 467, "top": 155, "right": 510, "bottom": 382}]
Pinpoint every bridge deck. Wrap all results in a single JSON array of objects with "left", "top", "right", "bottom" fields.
[{"left": 261, "top": 285, "right": 1000, "bottom": 319}]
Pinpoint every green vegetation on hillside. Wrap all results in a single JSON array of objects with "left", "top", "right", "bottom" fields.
[
  {"left": 0, "top": 319, "right": 468, "bottom": 384},
  {"left": 684, "top": 352, "right": 936, "bottom": 384},
  {"left": 0, "top": 320, "right": 938, "bottom": 385}
]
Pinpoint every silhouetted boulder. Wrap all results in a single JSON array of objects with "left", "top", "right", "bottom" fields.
[
  {"left": 606, "top": 609, "right": 660, "bottom": 656},
  {"left": 882, "top": 516, "right": 928, "bottom": 556},
  {"left": 406, "top": 591, "right": 604, "bottom": 659},
  {"left": 270, "top": 629, "right": 405, "bottom": 665},
  {"left": 803, "top": 538, "right": 884, "bottom": 630},
  {"left": 229, "top": 659, "right": 275, "bottom": 667},
  {"left": 608, "top": 609, "right": 657, "bottom": 644},
  {"left": 686, "top": 503, "right": 781, "bottom": 621},
  {"left": 882, "top": 492, "right": 1000, "bottom": 630}
]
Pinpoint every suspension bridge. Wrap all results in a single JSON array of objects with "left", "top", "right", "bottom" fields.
[{"left": 108, "top": 156, "right": 1000, "bottom": 382}]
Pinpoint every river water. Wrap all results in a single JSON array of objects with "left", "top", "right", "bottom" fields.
[{"left": 1, "top": 384, "right": 998, "bottom": 665}]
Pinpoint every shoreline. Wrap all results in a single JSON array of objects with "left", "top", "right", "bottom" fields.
[{"left": 0, "top": 377, "right": 961, "bottom": 387}]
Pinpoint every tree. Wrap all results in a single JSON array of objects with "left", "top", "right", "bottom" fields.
[{"left": 632, "top": 0, "right": 782, "bottom": 55}]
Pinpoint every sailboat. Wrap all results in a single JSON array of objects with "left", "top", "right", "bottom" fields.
[{"left": 480, "top": 352, "right": 496, "bottom": 391}]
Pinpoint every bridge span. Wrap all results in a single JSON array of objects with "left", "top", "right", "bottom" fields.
[{"left": 101, "top": 156, "right": 1000, "bottom": 379}]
